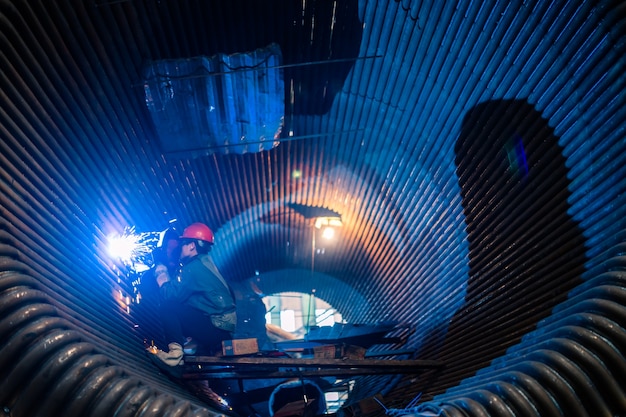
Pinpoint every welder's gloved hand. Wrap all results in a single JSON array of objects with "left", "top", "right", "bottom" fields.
[
  {"left": 156, "top": 342, "right": 184, "bottom": 366},
  {"left": 155, "top": 264, "right": 170, "bottom": 287},
  {"left": 147, "top": 342, "right": 185, "bottom": 378}
]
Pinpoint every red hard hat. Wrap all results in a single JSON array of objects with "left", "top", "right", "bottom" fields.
[{"left": 180, "top": 222, "right": 214, "bottom": 244}]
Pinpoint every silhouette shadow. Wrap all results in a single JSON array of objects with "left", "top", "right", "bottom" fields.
[{"left": 417, "top": 99, "right": 588, "bottom": 399}]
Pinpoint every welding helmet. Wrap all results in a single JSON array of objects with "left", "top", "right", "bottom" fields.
[{"left": 180, "top": 222, "right": 214, "bottom": 244}]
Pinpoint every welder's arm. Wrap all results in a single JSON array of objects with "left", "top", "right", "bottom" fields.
[{"left": 158, "top": 271, "right": 194, "bottom": 302}]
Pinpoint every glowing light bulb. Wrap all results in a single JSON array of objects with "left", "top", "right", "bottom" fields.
[{"left": 322, "top": 227, "right": 335, "bottom": 240}]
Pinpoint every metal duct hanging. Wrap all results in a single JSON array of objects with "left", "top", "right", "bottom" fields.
[{"left": 143, "top": 43, "right": 284, "bottom": 157}]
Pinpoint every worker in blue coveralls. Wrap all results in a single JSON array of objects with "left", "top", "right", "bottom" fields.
[{"left": 148, "top": 222, "right": 237, "bottom": 369}]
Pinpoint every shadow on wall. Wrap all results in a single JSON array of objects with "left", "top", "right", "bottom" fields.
[{"left": 418, "top": 99, "right": 588, "bottom": 398}]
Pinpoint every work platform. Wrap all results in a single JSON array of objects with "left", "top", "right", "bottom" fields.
[{"left": 163, "top": 324, "right": 444, "bottom": 417}]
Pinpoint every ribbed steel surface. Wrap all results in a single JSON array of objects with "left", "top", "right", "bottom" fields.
[
  {"left": 0, "top": 0, "right": 624, "bottom": 416},
  {"left": 0, "top": 268, "right": 221, "bottom": 417}
]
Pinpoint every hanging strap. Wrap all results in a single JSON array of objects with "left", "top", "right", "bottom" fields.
[{"left": 200, "top": 254, "right": 237, "bottom": 308}]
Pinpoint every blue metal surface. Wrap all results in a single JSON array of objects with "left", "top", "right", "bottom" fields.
[{"left": 0, "top": 0, "right": 624, "bottom": 416}]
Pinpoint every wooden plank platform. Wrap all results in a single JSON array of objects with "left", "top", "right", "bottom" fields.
[{"left": 182, "top": 356, "right": 444, "bottom": 379}]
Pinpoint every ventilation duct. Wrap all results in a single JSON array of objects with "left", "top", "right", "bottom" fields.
[{"left": 143, "top": 43, "right": 284, "bottom": 157}]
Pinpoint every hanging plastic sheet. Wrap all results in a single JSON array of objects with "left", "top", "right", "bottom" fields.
[{"left": 143, "top": 43, "right": 284, "bottom": 156}]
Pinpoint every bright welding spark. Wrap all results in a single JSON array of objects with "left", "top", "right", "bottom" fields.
[
  {"left": 108, "top": 232, "right": 140, "bottom": 264},
  {"left": 107, "top": 227, "right": 160, "bottom": 269},
  {"left": 106, "top": 225, "right": 170, "bottom": 311}
]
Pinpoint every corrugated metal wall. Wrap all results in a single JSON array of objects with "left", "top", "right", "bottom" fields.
[{"left": 0, "top": 0, "right": 625, "bottom": 416}]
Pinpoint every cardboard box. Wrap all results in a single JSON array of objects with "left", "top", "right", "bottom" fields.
[
  {"left": 222, "top": 338, "right": 259, "bottom": 356},
  {"left": 343, "top": 344, "right": 366, "bottom": 359},
  {"left": 313, "top": 344, "right": 342, "bottom": 359},
  {"left": 313, "top": 344, "right": 366, "bottom": 360}
]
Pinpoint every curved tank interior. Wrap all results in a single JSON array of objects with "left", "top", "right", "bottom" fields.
[{"left": 1, "top": 1, "right": 625, "bottom": 416}]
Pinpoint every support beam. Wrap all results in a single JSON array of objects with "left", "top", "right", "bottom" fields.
[{"left": 182, "top": 356, "right": 444, "bottom": 379}]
